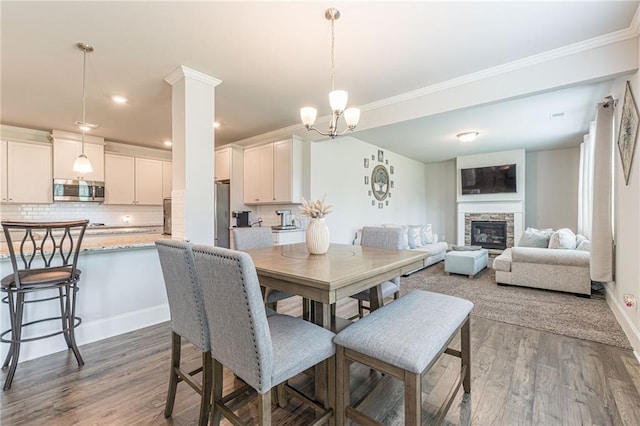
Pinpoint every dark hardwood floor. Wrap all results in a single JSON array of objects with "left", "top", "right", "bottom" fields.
[{"left": 2, "top": 296, "right": 640, "bottom": 425}]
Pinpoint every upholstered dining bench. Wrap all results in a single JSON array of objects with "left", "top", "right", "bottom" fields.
[{"left": 334, "top": 290, "right": 473, "bottom": 425}]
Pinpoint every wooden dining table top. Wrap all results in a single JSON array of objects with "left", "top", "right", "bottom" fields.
[{"left": 245, "top": 243, "right": 430, "bottom": 305}]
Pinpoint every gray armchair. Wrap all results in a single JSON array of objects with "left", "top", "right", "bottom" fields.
[
  {"left": 350, "top": 226, "right": 404, "bottom": 318},
  {"left": 156, "top": 239, "right": 212, "bottom": 426},
  {"left": 191, "top": 245, "right": 336, "bottom": 425}
]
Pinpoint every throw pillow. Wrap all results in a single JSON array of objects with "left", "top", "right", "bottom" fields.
[
  {"left": 518, "top": 227, "right": 554, "bottom": 248},
  {"left": 577, "top": 239, "right": 591, "bottom": 252},
  {"left": 548, "top": 228, "right": 576, "bottom": 249},
  {"left": 575, "top": 233, "right": 587, "bottom": 249},
  {"left": 421, "top": 224, "right": 434, "bottom": 245},
  {"left": 407, "top": 225, "right": 423, "bottom": 249}
]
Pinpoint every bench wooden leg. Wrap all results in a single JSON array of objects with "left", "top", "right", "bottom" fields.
[
  {"left": 404, "top": 371, "right": 421, "bottom": 426},
  {"left": 461, "top": 317, "right": 471, "bottom": 393}
]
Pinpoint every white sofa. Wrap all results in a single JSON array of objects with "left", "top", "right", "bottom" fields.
[
  {"left": 354, "top": 225, "right": 448, "bottom": 272},
  {"left": 492, "top": 228, "right": 591, "bottom": 295}
]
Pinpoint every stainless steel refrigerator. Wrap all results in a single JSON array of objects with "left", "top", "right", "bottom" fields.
[{"left": 215, "top": 182, "right": 231, "bottom": 248}]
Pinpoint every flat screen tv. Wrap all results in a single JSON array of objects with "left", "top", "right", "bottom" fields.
[{"left": 461, "top": 164, "right": 517, "bottom": 195}]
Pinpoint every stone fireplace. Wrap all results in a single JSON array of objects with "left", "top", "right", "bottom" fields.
[{"left": 464, "top": 213, "right": 514, "bottom": 251}]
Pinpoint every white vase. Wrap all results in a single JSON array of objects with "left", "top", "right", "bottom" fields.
[{"left": 306, "top": 218, "right": 330, "bottom": 255}]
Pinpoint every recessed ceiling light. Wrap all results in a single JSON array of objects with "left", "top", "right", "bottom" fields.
[
  {"left": 164, "top": 140, "right": 172, "bottom": 146},
  {"left": 213, "top": 121, "right": 221, "bottom": 128},
  {"left": 111, "top": 95, "right": 128, "bottom": 104},
  {"left": 549, "top": 112, "right": 565, "bottom": 120},
  {"left": 456, "top": 131, "right": 479, "bottom": 143}
]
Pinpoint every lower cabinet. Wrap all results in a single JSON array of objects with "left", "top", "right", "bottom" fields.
[{"left": 104, "top": 154, "right": 163, "bottom": 205}]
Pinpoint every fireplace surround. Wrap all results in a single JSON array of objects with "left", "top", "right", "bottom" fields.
[
  {"left": 470, "top": 220, "right": 507, "bottom": 249},
  {"left": 464, "top": 213, "right": 514, "bottom": 251}
]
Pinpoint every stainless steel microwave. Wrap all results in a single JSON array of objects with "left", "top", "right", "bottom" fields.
[{"left": 53, "top": 179, "right": 105, "bottom": 202}]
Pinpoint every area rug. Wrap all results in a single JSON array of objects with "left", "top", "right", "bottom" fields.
[{"left": 402, "top": 263, "right": 632, "bottom": 349}]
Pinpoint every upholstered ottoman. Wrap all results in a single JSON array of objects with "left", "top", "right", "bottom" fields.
[{"left": 445, "top": 248, "right": 489, "bottom": 278}]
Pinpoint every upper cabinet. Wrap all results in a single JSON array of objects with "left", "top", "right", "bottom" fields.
[
  {"left": 1, "top": 140, "right": 52, "bottom": 204},
  {"left": 52, "top": 137, "right": 105, "bottom": 181},
  {"left": 104, "top": 153, "right": 164, "bottom": 205},
  {"left": 243, "top": 137, "right": 308, "bottom": 205},
  {"left": 215, "top": 147, "right": 231, "bottom": 181}
]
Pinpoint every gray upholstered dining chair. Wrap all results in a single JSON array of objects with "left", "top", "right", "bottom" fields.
[
  {"left": 191, "top": 244, "right": 336, "bottom": 425},
  {"left": 1, "top": 219, "right": 88, "bottom": 390},
  {"left": 232, "top": 227, "right": 297, "bottom": 313},
  {"left": 155, "top": 239, "right": 212, "bottom": 426},
  {"left": 350, "top": 226, "right": 404, "bottom": 318}
]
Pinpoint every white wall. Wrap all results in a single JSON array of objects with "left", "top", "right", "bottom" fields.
[
  {"left": 608, "top": 36, "right": 640, "bottom": 357},
  {"left": 424, "top": 159, "right": 456, "bottom": 243},
  {"left": 525, "top": 147, "right": 580, "bottom": 230},
  {"left": 309, "top": 136, "right": 428, "bottom": 244}
]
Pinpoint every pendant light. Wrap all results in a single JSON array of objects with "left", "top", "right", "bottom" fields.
[
  {"left": 72, "top": 42, "right": 94, "bottom": 174},
  {"left": 300, "top": 8, "right": 360, "bottom": 139}
]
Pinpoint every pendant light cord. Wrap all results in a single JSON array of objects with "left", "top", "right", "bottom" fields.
[
  {"left": 81, "top": 47, "right": 87, "bottom": 156},
  {"left": 330, "top": 14, "right": 335, "bottom": 92}
]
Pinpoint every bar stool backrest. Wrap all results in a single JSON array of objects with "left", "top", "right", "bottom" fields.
[
  {"left": 232, "top": 227, "right": 273, "bottom": 250},
  {"left": 2, "top": 220, "right": 89, "bottom": 289}
]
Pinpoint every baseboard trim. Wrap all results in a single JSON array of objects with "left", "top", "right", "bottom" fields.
[
  {"left": 605, "top": 285, "right": 640, "bottom": 360},
  {"left": 6, "top": 304, "right": 170, "bottom": 364}
]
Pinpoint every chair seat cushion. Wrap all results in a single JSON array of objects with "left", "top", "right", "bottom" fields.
[
  {"left": 268, "top": 314, "right": 335, "bottom": 387},
  {"left": 266, "top": 289, "right": 295, "bottom": 304},
  {"left": 350, "top": 280, "right": 399, "bottom": 301},
  {"left": 1, "top": 267, "right": 80, "bottom": 288},
  {"left": 334, "top": 291, "right": 473, "bottom": 374}
]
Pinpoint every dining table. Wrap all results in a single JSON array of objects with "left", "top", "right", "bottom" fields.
[
  {"left": 244, "top": 242, "right": 431, "bottom": 330},
  {"left": 245, "top": 242, "right": 430, "bottom": 408}
]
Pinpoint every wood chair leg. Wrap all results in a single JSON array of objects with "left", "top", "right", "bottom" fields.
[
  {"left": 277, "top": 383, "right": 288, "bottom": 408},
  {"left": 210, "top": 359, "right": 223, "bottom": 426},
  {"left": 199, "top": 352, "right": 213, "bottom": 426},
  {"left": 164, "top": 332, "right": 181, "bottom": 417},
  {"left": 404, "top": 371, "right": 421, "bottom": 426},
  {"left": 461, "top": 317, "right": 471, "bottom": 394},
  {"left": 357, "top": 300, "right": 364, "bottom": 319},
  {"left": 327, "top": 355, "right": 336, "bottom": 426},
  {"left": 258, "top": 390, "right": 272, "bottom": 426},
  {"left": 335, "top": 346, "right": 349, "bottom": 426}
]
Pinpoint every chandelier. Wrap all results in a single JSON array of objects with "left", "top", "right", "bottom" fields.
[
  {"left": 300, "top": 8, "right": 360, "bottom": 139},
  {"left": 72, "top": 42, "right": 95, "bottom": 174}
]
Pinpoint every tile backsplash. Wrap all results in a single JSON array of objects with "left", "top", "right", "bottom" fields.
[{"left": 0, "top": 203, "right": 162, "bottom": 226}]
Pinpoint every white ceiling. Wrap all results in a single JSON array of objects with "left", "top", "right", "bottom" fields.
[{"left": 1, "top": 1, "right": 639, "bottom": 163}]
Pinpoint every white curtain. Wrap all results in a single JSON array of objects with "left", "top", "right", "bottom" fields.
[
  {"left": 578, "top": 121, "right": 595, "bottom": 238},
  {"left": 590, "top": 101, "right": 614, "bottom": 282}
]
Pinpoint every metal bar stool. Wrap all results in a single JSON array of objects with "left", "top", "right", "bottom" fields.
[{"left": 1, "top": 219, "right": 88, "bottom": 390}]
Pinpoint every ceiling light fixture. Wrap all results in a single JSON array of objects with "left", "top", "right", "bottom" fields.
[
  {"left": 164, "top": 141, "right": 172, "bottom": 146},
  {"left": 111, "top": 95, "right": 128, "bottom": 104},
  {"left": 299, "top": 8, "right": 360, "bottom": 139},
  {"left": 456, "top": 131, "right": 479, "bottom": 143},
  {"left": 213, "top": 121, "right": 221, "bottom": 128},
  {"left": 72, "top": 42, "right": 95, "bottom": 174}
]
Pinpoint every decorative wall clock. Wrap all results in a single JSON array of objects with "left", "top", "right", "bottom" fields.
[{"left": 364, "top": 150, "right": 394, "bottom": 207}]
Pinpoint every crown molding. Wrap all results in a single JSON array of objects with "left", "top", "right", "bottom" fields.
[
  {"left": 164, "top": 65, "right": 222, "bottom": 87},
  {"left": 361, "top": 10, "right": 640, "bottom": 113}
]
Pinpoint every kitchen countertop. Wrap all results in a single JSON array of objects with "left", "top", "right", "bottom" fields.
[{"left": 0, "top": 229, "right": 167, "bottom": 259}]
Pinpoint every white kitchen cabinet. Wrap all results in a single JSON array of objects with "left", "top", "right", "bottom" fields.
[
  {"left": 162, "top": 161, "right": 172, "bottom": 199},
  {"left": 104, "top": 154, "right": 135, "bottom": 205},
  {"left": 243, "top": 143, "right": 274, "bottom": 203},
  {"left": 105, "top": 154, "right": 164, "bottom": 205},
  {"left": 53, "top": 138, "right": 104, "bottom": 181},
  {"left": 215, "top": 147, "right": 230, "bottom": 181},
  {"left": 1, "top": 140, "right": 52, "bottom": 203},
  {"left": 272, "top": 229, "right": 305, "bottom": 245},
  {"left": 243, "top": 137, "right": 308, "bottom": 205},
  {"left": 134, "top": 157, "right": 163, "bottom": 205}
]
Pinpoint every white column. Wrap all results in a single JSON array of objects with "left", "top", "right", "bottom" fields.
[{"left": 164, "top": 66, "right": 221, "bottom": 244}]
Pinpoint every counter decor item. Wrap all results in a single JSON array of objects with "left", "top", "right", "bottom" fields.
[{"left": 299, "top": 196, "right": 332, "bottom": 254}]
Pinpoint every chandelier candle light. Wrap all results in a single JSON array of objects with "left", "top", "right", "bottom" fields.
[
  {"left": 299, "top": 196, "right": 332, "bottom": 255},
  {"left": 300, "top": 8, "right": 360, "bottom": 139},
  {"left": 72, "top": 42, "right": 95, "bottom": 174}
]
